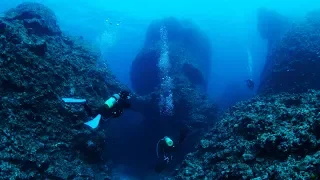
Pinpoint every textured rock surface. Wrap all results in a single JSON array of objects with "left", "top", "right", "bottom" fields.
[
  {"left": 131, "top": 17, "right": 212, "bottom": 95},
  {"left": 257, "top": 7, "right": 289, "bottom": 50},
  {"left": 129, "top": 17, "right": 217, "bottom": 128},
  {"left": 175, "top": 89, "right": 320, "bottom": 180},
  {"left": 257, "top": 7, "right": 291, "bottom": 85},
  {"left": 259, "top": 10, "right": 320, "bottom": 94},
  {"left": 4, "top": 2, "right": 61, "bottom": 35},
  {"left": 0, "top": 3, "right": 126, "bottom": 179}
]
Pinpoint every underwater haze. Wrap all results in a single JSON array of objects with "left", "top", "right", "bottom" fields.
[
  {"left": 3, "top": 0, "right": 320, "bottom": 92},
  {"left": 2, "top": 0, "right": 319, "bottom": 97},
  {"left": 2, "top": 0, "right": 320, "bottom": 179}
]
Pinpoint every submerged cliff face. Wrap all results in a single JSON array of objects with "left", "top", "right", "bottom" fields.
[
  {"left": 258, "top": 10, "right": 320, "bottom": 94},
  {"left": 176, "top": 90, "right": 320, "bottom": 180},
  {"left": 257, "top": 7, "right": 291, "bottom": 86},
  {"left": 257, "top": 7, "right": 289, "bottom": 50},
  {"left": 129, "top": 17, "right": 218, "bottom": 127},
  {"left": 0, "top": 3, "right": 126, "bottom": 179},
  {"left": 131, "top": 17, "right": 212, "bottom": 96}
]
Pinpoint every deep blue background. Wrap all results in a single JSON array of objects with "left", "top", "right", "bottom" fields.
[{"left": 2, "top": 0, "right": 320, "bottom": 178}]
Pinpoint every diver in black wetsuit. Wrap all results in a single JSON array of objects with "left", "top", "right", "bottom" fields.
[
  {"left": 246, "top": 79, "right": 255, "bottom": 90},
  {"left": 154, "top": 127, "right": 189, "bottom": 173},
  {"left": 62, "top": 90, "right": 132, "bottom": 129},
  {"left": 83, "top": 90, "right": 132, "bottom": 128},
  {"left": 84, "top": 90, "right": 131, "bottom": 118}
]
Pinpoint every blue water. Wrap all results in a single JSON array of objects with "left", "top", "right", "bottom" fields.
[{"left": 2, "top": 0, "right": 320, "bottom": 178}]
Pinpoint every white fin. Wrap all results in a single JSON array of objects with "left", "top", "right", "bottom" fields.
[
  {"left": 84, "top": 114, "right": 102, "bottom": 129},
  {"left": 62, "top": 98, "right": 86, "bottom": 103}
]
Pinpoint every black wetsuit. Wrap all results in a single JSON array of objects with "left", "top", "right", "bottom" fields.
[
  {"left": 155, "top": 139, "right": 177, "bottom": 173},
  {"left": 83, "top": 91, "right": 131, "bottom": 119},
  {"left": 155, "top": 128, "right": 189, "bottom": 173},
  {"left": 158, "top": 139, "right": 177, "bottom": 158}
]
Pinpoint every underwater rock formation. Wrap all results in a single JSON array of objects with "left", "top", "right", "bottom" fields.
[
  {"left": 128, "top": 17, "right": 218, "bottom": 174},
  {"left": 131, "top": 17, "right": 212, "bottom": 95},
  {"left": 4, "top": 2, "right": 61, "bottom": 36},
  {"left": 258, "top": 10, "right": 320, "bottom": 94},
  {"left": 129, "top": 17, "right": 217, "bottom": 126},
  {"left": 257, "top": 7, "right": 289, "bottom": 50},
  {"left": 175, "top": 89, "right": 320, "bottom": 179},
  {"left": 0, "top": 2, "right": 125, "bottom": 179},
  {"left": 257, "top": 8, "right": 291, "bottom": 86}
]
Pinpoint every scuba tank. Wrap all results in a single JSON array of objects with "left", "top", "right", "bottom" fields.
[
  {"left": 156, "top": 136, "right": 174, "bottom": 158},
  {"left": 164, "top": 136, "right": 174, "bottom": 147},
  {"left": 104, "top": 94, "right": 120, "bottom": 109}
]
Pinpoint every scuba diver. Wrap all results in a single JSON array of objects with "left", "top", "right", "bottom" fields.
[
  {"left": 246, "top": 79, "right": 255, "bottom": 90},
  {"left": 154, "top": 127, "right": 189, "bottom": 173},
  {"left": 62, "top": 90, "right": 132, "bottom": 129}
]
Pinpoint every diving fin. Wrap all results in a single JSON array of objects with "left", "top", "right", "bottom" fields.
[
  {"left": 62, "top": 98, "right": 87, "bottom": 103},
  {"left": 84, "top": 114, "right": 102, "bottom": 129}
]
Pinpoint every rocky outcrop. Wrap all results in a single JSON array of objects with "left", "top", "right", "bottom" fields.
[
  {"left": 4, "top": 2, "right": 61, "bottom": 36},
  {"left": 0, "top": 3, "right": 123, "bottom": 179},
  {"left": 129, "top": 17, "right": 217, "bottom": 127},
  {"left": 257, "top": 7, "right": 289, "bottom": 50},
  {"left": 257, "top": 8, "right": 291, "bottom": 86},
  {"left": 131, "top": 17, "right": 212, "bottom": 95},
  {"left": 258, "top": 10, "right": 320, "bottom": 94},
  {"left": 175, "top": 90, "right": 320, "bottom": 180}
]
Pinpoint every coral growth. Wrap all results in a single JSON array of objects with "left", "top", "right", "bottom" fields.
[
  {"left": 259, "top": 10, "right": 320, "bottom": 94},
  {"left": 176, "top": 90, "right": 320, "bottom": 180},
  {"left": 0, "top": 2, "right": 125, "bottom": 179}
]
